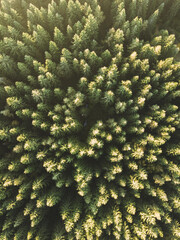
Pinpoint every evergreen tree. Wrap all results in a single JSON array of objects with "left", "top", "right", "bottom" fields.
[{"left": 0, "top": 0, "right": 180, "bottom": 239}]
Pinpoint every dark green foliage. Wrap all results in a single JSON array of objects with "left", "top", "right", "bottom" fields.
[{"left": 0, "top": 0, "right": 180, "bottom": 239}]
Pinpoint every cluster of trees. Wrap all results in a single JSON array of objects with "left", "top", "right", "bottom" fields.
[{"left": 0, "top": 0, "right": 179, "bottom": 239}]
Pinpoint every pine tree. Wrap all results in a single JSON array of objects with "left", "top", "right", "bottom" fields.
[{"left": 0, "top": 0, "right": 180, "bottom": 239}]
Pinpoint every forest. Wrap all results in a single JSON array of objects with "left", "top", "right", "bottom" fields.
[{"left": 0, "top": 0, "right": 180, "bottom": 239}]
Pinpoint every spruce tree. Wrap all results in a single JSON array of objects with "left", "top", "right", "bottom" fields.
[{"left": 0, "top": 0, "right": 180, "bottom": 239}]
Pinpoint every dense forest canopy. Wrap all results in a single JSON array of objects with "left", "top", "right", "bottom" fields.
[{"left": 0, "top": 0, "right": 179, "bottom": 239}]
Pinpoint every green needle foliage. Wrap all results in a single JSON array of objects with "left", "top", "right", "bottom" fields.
[{"left": 0, "top": 0, "right": 180, "bottom": 239}]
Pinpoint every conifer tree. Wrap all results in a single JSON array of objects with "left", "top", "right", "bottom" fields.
[{"left": 0, "top": 0, "right": 180, "bottom": 239}]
